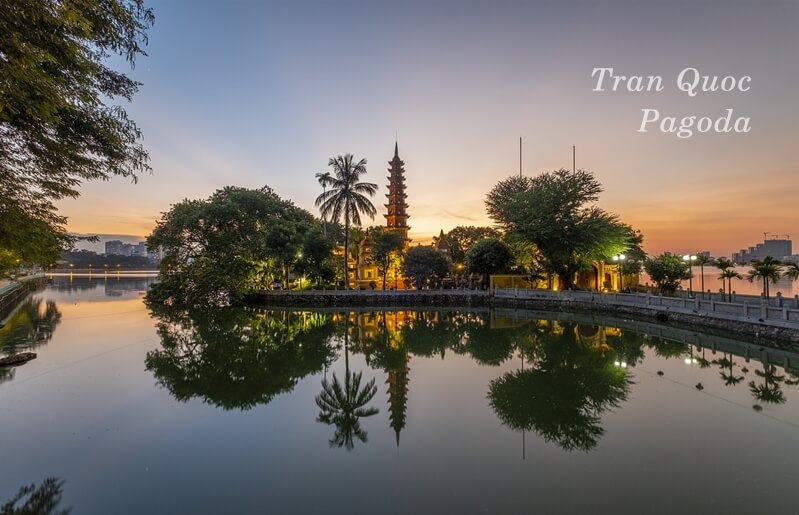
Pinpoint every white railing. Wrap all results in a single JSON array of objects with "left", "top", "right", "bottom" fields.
[{"left": 494, "top": 287, "right": 799, "bottom": 327}]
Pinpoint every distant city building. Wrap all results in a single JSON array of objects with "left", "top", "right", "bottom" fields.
[
  {"left": 105, "top": 240, "right": 150, "bottom": 258},
  {"left": 732, "top": 236, "right": 792, "bottom": 264}
]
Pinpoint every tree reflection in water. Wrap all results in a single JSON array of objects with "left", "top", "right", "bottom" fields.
[
  {"left": 316, "top": 370, "right": 378, "bottom": 449},
  {"left": 0, "top": 298, "right": 62, "bottom": 385},
  {"left": 749, "top": 365, "right": 786, "bottom": 404},
  {"left": 1, "top": 477, "right": 70, "bottom": 515},
  {"left": 489, "top": 322, "right": 632, "bottom": 452},
  {"left": 145, "top": 305, "right": 335, "bottom": 410},
  {"left": 143, "top": 304, "right": 795, "bottom": 449},
  {"left": 315, "top": 316, "right": 379, "bottom": 450}
]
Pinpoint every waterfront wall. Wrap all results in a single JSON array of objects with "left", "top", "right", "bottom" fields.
[
  {"left": 492, "top": 288, "right": 799, "bottom": 344},
  {"left": 246, "top": 288, "right": 799, "bottom": 345},
  {"left": 0, "top": 275, "right": 48, "bottom": 321},
  {"left": 245, "top": 289, "right": 489, "bottom": 308}
]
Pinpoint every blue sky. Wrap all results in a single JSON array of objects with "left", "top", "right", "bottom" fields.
[{"left": 62, "top": 0, "right": 799, "bottom": 256}]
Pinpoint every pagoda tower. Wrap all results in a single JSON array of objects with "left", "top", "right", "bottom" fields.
[
  {"left": 385, "top": 142, "right": 411, "bottom": 246},
  {"left": 386, "top": 352, "right": 410, "bottom": 447}
]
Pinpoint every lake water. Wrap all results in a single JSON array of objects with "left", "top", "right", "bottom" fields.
[{"left": 1, "top": 276, "right": 797, "bottom": 515}]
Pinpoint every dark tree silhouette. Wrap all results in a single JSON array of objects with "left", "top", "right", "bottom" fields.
[
  {"left": 1, "top": 477, "right": 70, "bottom": 515},
  {"left": 145, "top": 305, "right": 334, "bottom": 410},
  {"left": 315, "top": 370, "right": 379, "bottom": 450},
  {"left": 488, "top": 323, "right": 631, "bottom": 452}
]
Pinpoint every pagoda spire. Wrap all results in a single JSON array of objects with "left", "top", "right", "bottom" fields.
[{"left": 384, "top": 142, "right": 411, "bottom": 246}]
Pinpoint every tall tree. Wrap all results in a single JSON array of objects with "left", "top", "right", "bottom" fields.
[
  {"left": 746, "top": 257, "right": 782, "bottom": 298},
  {"left": 644, "top": 253, "right": 689, "bottom": 295},
  {"left": 315, "top": 171, "right": 333, "bottom": 235},
  {"left": 718, "top": 268, "right": 743, "bottom": 302},
  {"left": 147, "top": 186, "right": 321, "bottom": 306},
  {"left": 368, "top": 227, "right": 405, "bottom": 290},
  {"left": 315, "top": 155, "right": 377, "bottom": 289},
  {"left": 784, "top": 262, "right": 799, "bottom": 283},
  {"left": 439, "top": 226, "right": 502, "bottom": 264},
  {"left": 486, "top": 170, "right": 634, "bottom": 289},
  {"left": 403, "top": 246, "right": 451, "bottom": 289},
  {"left": 465, "top": 237, "right": 514, "bottom": 287},
  {"left": 695, "top": 254, "right": 714, "bottom": 298},
  {"left": 0, "top": 0, "right": 154, "bottom": 275}
]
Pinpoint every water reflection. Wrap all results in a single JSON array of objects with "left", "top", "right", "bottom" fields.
[
  {"left": 144, "top": 305, "right": 336, "bottom": 410},
  {"left": 47, "top": 275, "right": 156, "bottom": 295},
  {"left": 0, "top": 477, "right": 70, "bottom": 515},
  {"left": 144, "top": 306, "right": 799, "bottom": 452},
  {"left": 488, "top": 322, "right": 632, "bottom": 452},
  {"left": 0, "top": 298, "right": 62, "bottom": 385}
]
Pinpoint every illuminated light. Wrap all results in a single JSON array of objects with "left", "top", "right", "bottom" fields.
[
  {"left": 621, "top": 361, "right": 628, "bottom": 368},
  {"left": 684, "top": 358, "right": 692, "bottom": 364}
]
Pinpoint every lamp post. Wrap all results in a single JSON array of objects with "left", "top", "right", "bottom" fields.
[
  {"left": 683, "top": 255, "right": 697, "bottom": 296},
  {"left": 612, "top": 254, "right": 626, "bottom": 292}
]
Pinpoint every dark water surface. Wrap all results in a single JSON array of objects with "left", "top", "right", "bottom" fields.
[{"left": 1, "top": 277, "right": 797, "bottom": 515}]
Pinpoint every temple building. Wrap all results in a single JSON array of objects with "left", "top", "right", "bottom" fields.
[
  {"left": 350, "top": 142, "right": 411, "bottom": 289},
  {"left": 385, "top": 142, "right": 411, "bottom": 247}
]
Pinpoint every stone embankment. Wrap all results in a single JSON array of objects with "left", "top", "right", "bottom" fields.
[
  {"left": 246, "top": 287, "right": 799, "bottom": 345},
  {"left": 0, "top": 274, "right": 48, "bottom": 323}
]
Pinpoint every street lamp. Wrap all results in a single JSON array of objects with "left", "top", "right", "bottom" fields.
[
  {"left": 612, "top": 254, "right": 626, "bottom": 292},
  {"left": 683, "top": 255, "right": 697, "bottom": 296}
]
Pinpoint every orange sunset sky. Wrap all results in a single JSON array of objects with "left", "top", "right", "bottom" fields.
[{"left": 58, "top": 1, "right": 798, "bottom": 257}]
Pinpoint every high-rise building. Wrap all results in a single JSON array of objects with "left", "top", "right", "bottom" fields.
[
  {"left": 384, "top": 142, "right": 411, "bottom": 247},
  {"left": 105, "top": 240, "right": 126, "bottom": 256},
  {"left": 732, "top": 237, "right": 792, "bottom": 263}
]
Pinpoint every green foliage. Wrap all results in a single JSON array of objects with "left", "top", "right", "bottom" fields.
[
  {"left": 785, "top": 262, "right": 799, "bottom": 282},
  {"left": 295, "top": 229, "right": 336, "bottom": 286},
  {"left": 0, "top": 204, "right": 71, "bottom": 277},
  {"left": 644, "top": 253, "right": 689, "bottom": 295},
  {"left": 315, "top": 154, "right": 378, "bottom": 289},
  {"left": 465, "top": 237, "right": 514, "bottom": 283},
  {"left": 438, "top": 226, "right": 501, "bottom": 264},
  {"left": 368, "top": 227, "right": 405, "bottom": 289},
  {"left": 146, "top": 186, "right": 322, "bottom": 306},
  {"left": 486, "top": 170, "right": 635, "bottom": 289},
  {"left": 488, "top": 323, "right": 631, "bottom": 452},
  {"left": 145, "top": 304, "right": 335, "bottom": 410},
  {"left": 0, "top": 0, "right": 153, "bottom": 276},
  {"left": 747, "top": 256, "right": 782, "bottom": 298},
  {"left": 402, "top": 246, "right": 451, "bottom": 289}
]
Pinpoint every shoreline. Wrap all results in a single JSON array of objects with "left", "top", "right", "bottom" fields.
[{"left": 244, "top": 290, "right": 799, "bottom": 346}]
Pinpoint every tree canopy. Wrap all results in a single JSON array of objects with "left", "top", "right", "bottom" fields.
[
  {"left": 367, "top": 227, "right": 405, "bottom": 290},
  {"left": 465, "top": 237, "right": 514, "bottom": 284},
  {"left": 644, "top": 253, "right": 689, "bottom": 294},
  {"left": 402, "top": 246, "right": 451, "bottom": 289},
  {"left": 486, "top": 170, "right": 635, "bottom": 289},
  {"left": 0, "top": 0, "right": 154, "bottom": 277},
  {"left": 147, "top": 186, "right": 325, "bottom": 306},
  {"left": 437, "top": 226, "right": 501, "bottom": 264}
]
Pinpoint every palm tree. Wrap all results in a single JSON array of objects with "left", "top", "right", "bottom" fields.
[
  {"left": 748, "top": 364, "right": 786, "bottom": 404},
  {"left": 348, "top": 227, "right": 366, "bottom": 285},
  {"left": 315, "top": 370, "right": 379, "bottom": 449},
  {"left": 315, "top": 155, "right": 377, "bottom": 289},
  {"left": 315, "top": 316, "right": 379, "bottom": 449},
  {"left": 785, "top": 262, "right": 799, "bottom": 282},
  {"left": 746, "top": 256, "right": 782, "bottom": 298},
  {"left": 315, "top": 171, "right": 333, "bottom": 236},
  {"left": 695, "top": 254, "right": 714, "bottom": 298},
  {"left": 719, "top": 268, "right": 742, "bottom": 302}
]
